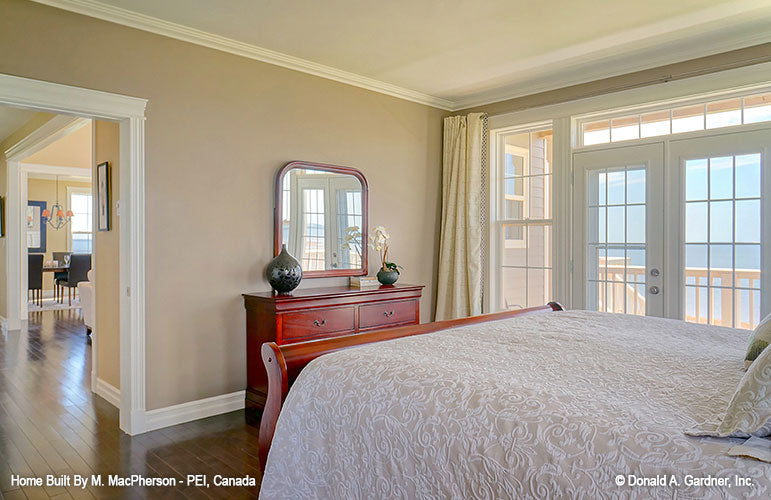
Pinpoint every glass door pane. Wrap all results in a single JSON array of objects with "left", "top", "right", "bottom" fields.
[
  {"left": 683, "top": 154, "right": 762, "bottom": 328},
  {"left": 586, "top": 166, "right": 647, "bottom": 314}
]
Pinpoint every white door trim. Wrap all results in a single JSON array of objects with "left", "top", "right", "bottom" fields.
[{"left": 1, "top": 73, "right": 147, "bottom": 435}]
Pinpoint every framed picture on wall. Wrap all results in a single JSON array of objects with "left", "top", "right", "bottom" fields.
[
  {"left": 27, "top": 200, "right": 47, "bottom": 253},
  {"left": 0, "top": 195, "right": 5, "bottom": 238},
  {"left": 97, "top": 161, "right": 111, "bottom": 231}
]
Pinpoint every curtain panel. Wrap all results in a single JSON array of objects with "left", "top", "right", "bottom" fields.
[{"left": 435, "top": 112, "right": 486, "bottom": 320}]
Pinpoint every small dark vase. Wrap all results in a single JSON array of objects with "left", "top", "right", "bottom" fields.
[
  {"left": 376, "top": 269, "right": 399, "bottom": 285},
  {"left": 266, "top": 244, "right": 302, "bottom": 295}
]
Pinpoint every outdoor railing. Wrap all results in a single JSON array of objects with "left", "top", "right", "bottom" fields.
[{"left": 598, "top": 262, "right": 760, "bottom": 329}]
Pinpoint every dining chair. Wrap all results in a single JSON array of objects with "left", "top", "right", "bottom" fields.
[
  {"left": 28, "top": 253, "right": 44, "bottom": 307},
  {"left": 52, "top": 251, "right": 71, "bottom": 303},
  {"left": 56, "top": 253, "right": 91, "bottom": 306}
]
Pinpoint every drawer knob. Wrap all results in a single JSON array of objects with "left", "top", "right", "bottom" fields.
[
  {"left": 384, "top": 310, "right": 394, "bottom": 317},
  {"left": 313, "top": 319, "right": 327, "bottom": 327}
]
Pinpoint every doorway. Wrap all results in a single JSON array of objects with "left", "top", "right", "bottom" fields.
[
  {"left": 14, "top": 119, "right": 94, "bottom": 316},
  {"left": 572, "top": 128, "right": 771, "bottom": 329},
  {"left": 1, "top": 72, "right": 147, "bottom": 435}
]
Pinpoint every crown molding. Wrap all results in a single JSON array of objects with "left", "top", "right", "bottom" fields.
[
  {"left": 29, "top": 0, "right": 771, "bottom": 113},
  {"left": 29, "top": 0, "right": 455, "bottom": 110}
]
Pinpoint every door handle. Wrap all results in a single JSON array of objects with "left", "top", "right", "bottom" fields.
[
  {"left": 313, "top": 319, "right": 327, "bottom": 327},
  {"left": 384, "top": 310, "right": 394, "bottom": 317},
  {"left": 649, "top": 286, "right": 660, "bottom": 295}
]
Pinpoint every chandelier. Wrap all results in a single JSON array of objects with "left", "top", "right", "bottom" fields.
[{"left": 42, "top": 176, "right": 73, "bottom": 230}]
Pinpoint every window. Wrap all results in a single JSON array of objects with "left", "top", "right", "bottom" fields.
[
  {"left": 580, "top": 91, "right": 771, "bottom": 146},
  {"left": 68, "top": 188, "right": 92, "bottom": 253},
  {"left": 496, "top": 127, "right": 552, "bottom": 310}
]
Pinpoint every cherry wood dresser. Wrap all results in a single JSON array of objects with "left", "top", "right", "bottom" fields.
[{"left": 243, "top": 284, "right": 424, "bottom": 411}]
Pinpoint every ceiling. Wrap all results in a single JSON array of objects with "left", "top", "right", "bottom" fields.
[
  {"left": 24, "top": 120, "right": 93, "bottom": 171},
  {"left": 0, "top": 105, "right": 37, "bottom": 145},
  {"left": 33, "top": 0, "right": 771, "bottom": 110}
]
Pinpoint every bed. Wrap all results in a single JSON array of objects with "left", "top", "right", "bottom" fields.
[{"left": 258, "top": 304, "right": 769, "bottom": 499}]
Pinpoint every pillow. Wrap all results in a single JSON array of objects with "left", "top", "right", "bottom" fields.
[
  {"left": 687, "top": 343, "right": 771, "bottom": 439},
  {"left": 746, "top": 313, "right": 771, "bottom": 369}
]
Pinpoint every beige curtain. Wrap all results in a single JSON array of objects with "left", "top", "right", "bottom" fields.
[{"left": 435, "top": 113, "right": 485, "bottom": 320}]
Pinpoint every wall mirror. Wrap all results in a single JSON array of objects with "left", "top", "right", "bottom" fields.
[{"left": 275, "top": 161, "right": 368, "bottom": 277}]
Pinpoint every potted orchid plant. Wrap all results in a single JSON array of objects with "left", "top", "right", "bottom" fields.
[{"left": 369, "top": 225, "right": 402, "bottom": 285}]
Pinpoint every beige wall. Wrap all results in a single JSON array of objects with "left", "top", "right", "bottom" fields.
[
  {"left": 94, "top": 120, "right": 121, "bottom": 389},
  {"left": 0, "top": 0, "right": 444, "bottom": 409},
  {"left": 26, "top": 177, "right": 92, "bottom": 291},
  {"left": 0, "top": 111, "right": 56, "bottom": 318}
]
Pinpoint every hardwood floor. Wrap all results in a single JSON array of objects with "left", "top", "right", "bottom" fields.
[{"left": 1, "top": 310, "right": 262, "bottom": 499}]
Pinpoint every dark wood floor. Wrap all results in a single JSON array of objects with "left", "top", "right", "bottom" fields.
[{"left": 1, "top": 310, "right": 262, "bottom": 499}]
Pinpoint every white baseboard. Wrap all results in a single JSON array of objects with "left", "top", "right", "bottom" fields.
[
  {"left": 144, "top": 390, "right": 245, "bottom": 433},
  {"left": 94, "top": 378, "right": 121, "bottom": 408}
]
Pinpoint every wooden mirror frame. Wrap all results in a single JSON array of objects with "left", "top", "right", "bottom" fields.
[{"left": 274, "top": 161, "right": 369, "bottom": 278}]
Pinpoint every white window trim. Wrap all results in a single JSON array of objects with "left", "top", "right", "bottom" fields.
[
  {"left": 66, "top": 185, "right": 93, "bottom": 253},
  {"left": 487, "top": 61, "right": 771, "bottom": 312}
]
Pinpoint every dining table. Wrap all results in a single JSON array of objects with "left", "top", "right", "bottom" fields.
[
  {"left": 43, "top": 264, "right": 69, "bottom": 303},
  {"left": 42, "top": 265, "right": 69, "bottom": 273}
]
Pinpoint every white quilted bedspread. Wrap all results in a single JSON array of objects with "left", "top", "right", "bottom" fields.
[{"left": 259, "top": 311, "right": 770, "bottom": 499}]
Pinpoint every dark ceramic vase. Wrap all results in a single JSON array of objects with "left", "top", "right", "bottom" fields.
[
  {"left": 266, "top": 244, "right": 302, "bottom": 294},
  {"left": 376, "top": 269, "right": 399, "bottom": 285}
]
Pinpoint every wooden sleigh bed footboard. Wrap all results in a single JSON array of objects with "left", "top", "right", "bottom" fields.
[{"left": 258, "top": 301, "right": 565, "bottom": 469}]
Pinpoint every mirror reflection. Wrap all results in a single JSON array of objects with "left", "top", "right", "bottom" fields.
[{"left": 280, "top": 168, "right": 364, "bottom": 272}]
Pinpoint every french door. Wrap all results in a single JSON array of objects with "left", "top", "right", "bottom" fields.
[
  {"left": 573, "top": 144, "right": 665, "bottom": 317},
  {"left": 573, "top": 128, "right": 771, "bottom": 328},
  {"left": 667, "top": 129, "right": 771, "bottom": 328}
]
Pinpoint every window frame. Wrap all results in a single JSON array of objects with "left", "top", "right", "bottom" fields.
[
  {"left": 575, "top": 84, "right": 771, "bottom": 148},
  {"left": 502, "top": 144, "right": 529, "bottom": 249},
  {"left": 490, "top": 122, "right": 555, "bottom": 313},
  {"left": 488, "top": 67, "right": 771, "bottom": 317},
  {"left": 67, "top": 186, "right": 93, "bottom": 253}
]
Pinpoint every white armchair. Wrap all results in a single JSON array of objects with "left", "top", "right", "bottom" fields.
[{"left": 78, "top": 270, "right": 95, "bottom": 335}]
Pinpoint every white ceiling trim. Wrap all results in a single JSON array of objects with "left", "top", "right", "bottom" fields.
[
  {"left": 30, "top": 0, "right": 456, "bottom": 110},
  {"left": 30, "top": 0, "right": 771, "bottom": 113},
  {"left": 23, "top": 163, "right": 92, "bottom": 180}
]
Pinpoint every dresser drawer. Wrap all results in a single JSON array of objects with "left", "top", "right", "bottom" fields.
[
  {"left": 359, "top": 300, "right": 417, "bottom": 329},
  {"left": 281, "top": 307, "right": 355, "bottom": 342}
]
